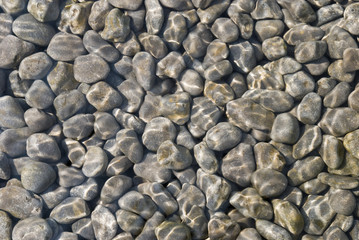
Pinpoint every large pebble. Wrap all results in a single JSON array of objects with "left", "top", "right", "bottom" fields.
[
  {"left": 24, "top": 108, "right": 55, "bottom": 133},
  {"left": 136, "top": 211, "right": 165, "bottom": 240},
  {"left": 19, "top": 52, "right": 52, "bottom": 80},
  {"left": 101, "top": 8, "right": 130, "bottom": 42},
  {"left": 91, "top": 205, "right": 118, "bottom": 240},
  {"left": 139, "top": 33, "right": 168, "bottom": 59},
  {"left": 134, "top": 152, "right": 172, "bottom": 183},
  {"left": 27, "top": 0, "right": 60, "bottom": 22},
  {"left": 205, "top": 122, "right": 241, "bottom": 151},
  {"left": 323, "top": 82, "right": 351, "bottom": 108},
  {"left": 116, "top": 209, "right": 145, "bottom": 236},
  {"left": 53, "top": 90, "right": 86, "bottom": 121},
  {"left": 163, "top": 12, "right": 186, "bottom": 50},
  {"left": 50, "top": 197, "right": 90, "bottom": 224},
  {"left": 329, "top": 189, "right": 356, "bottom": 215},
  {"left": 262, "top": 36, "right": 287, "bottom": 61},
  {"left": 251, "top": 0, "right": 283, "bottom": 20},
  {"left": 86, "top": 81, "right": 122, "bottom": 112},
  {"left": 297, "top": 93, "right": 322, "bottom": 125},
  {"left": 272, "top": 199, "right": 304, "bottom": 235},
  {"left": 47, "top": 33, "right": 86, "bottom": 62},
  {"left": 0, "top": 96, "right": 25, "bottom": 129},
  {"left": 118, "top": 190, "right": 157, "bottom": 219},
  {"left": 254, "top": 142, "right": 286, "bottom": 171},
  {"left": 56, "top": 163, "right": 85, "bottom": 188},
  {"left": 287, "top": 156, "right": 325, "bottom": 186},
  {"left": 318, "top": 172, "right": 359, "bottom": 189},
  {"left": 100, "top": 175, "right": 132, "bottom": 203},
  {"left": 12, "top": 217, "right": 53, "bottom": 240},
  {"left": 156, "top": 51, "right": 186, "bottom": 79},
  {"left": 284, "top": 23, "right": 324, "bottom": 45},
  {"left": 82, "top": 146, "right": 108, "bottom": 178},
  {"left": 63, "top": 114, "right": 94, "bottom": 140},
  {"left": 132, "top": 51, "right": 156, "bottom": 91},
  {"left": 0, "top": 128, "right": 32, "bottom": 157},
  {"left": 270, "top": 113, "right": 299, "bottom": 144},
  {"left": 116, "top": 129, "right": 143, "bottom": 164},
  {"left": 25, "top": 80, "right": 54, "bottom": 109},
  {"left": 295, "top": 40, "right": 327, "bottom": 64},
  {"left": 319, "top": 135, "right": 344, "bottom": 169},
  {"left": 58, "top": 1, "right": 92, "bottom": 35},
  {"left": 183, "top": 23, "right": 213, "bottom": 58},
  {"left": 26, "top": 133, "right": 60, "bottom": 162},
  {"left": 144, "top": 0, "right": 164, "bottom": 35},
  {"left": 70, "top": 178, "right": 99, "bottom": 201},
  {"left": 251, "top": 168, "right": 288, "bottom": 198},
  {"left": 157, "top": 140, "right": 192, "bottom": 170},
  {"left": 229, "top": 41, "right": 256, "bottom": 73},
  {"left": 0, "top": 210, "right": 11, "bottom": 240},
  {"left": 40, "top": 184, "right": 69, "bottom": 209},
  {"left": 255, "top": 219, "right": 292, "bottom": 240},
  {"left": 47, "top": 62, "right": 79, "bottom": 96},
  {"left": 88, "top": 0, "right": 112, "bottom": 31},
  {"left": 323, "top": 26, "right": 357, "bottom": 59},
  {"left": 237, "top": 228, "right": 262, "bottom": 240},
  {"left": 284, "top": 71, "right": 315, "bottom": 100},
  {"left": 160, "top": 92, "right": 191, "bottom": 125},
  {"left": 328, "top": 152, "right": 359, "bottom": 177},
  {"left": 208, "top": 212, "right": 240, "bottom": 240},
  {"left": 74, "top": 54, "right": 109, "bottom": 84}
]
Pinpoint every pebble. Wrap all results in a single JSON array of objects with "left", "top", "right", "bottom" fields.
[
  {"left": 56, "top": 163, "right": 85, "bottom": 188},
  {"left": 25, "top": 80, "right": 54, "bottom": 109},
  {"left": 318, "top": 172, "right": 359, "bottom": 189},
  {"left": 155, "top": 221, "right": 191, "bottom": 240},
  {"left": 262, "top": 36, "right": 287, "bottom": 61},
  {"left": 323, "top": 82, "right": 351, "bottom": 108},
  {"left": 255, "top": 219, "right": 292, "bottom": 240},
  {"left": 205, "top": 122, "right": 241, "bottom": 151},
  {"left": 319, "top": 135, "right": 345, "bottom": 169},
  {"left": 330, "top": 214, "right": 354, "bottom": 232},
  {"left": 134, "top": 152, "right": 172, "bottom": 183},
  {"left": 112, "top": 108, "right": 145, "bottom": 134},
  {"left": 132, "top": 51, "right": 156, "bottom": 91},
  {"left": 284, "top": 24, "right": 324, "bottom": 45},
  {"left": 136, "top": 211, "right": 165, "bottom": 240},
  {"left": 156, "top": 51, "right": 186, "bottom": 79},
  {"left": 138, "top": 33, "right": 168, "bottom": 59},
  {"left": 287, "top": 156, "right": 325, "bottom": 186},
  {"left": 108, "top": 0, "right": 142, "bottom": 10},
  {"left": 0, "top": 210, "right": 11, "bottom": 240},
  {"left": 27, "top": 133, "right": 61, "bottom": 162},
  {"left": 229, "top": 41, "right": 257, "bottom": 73},
  {"left": 87, "top": 81, "right": 122, "bottom": 111},
  {"left": 272, "top": 199, "right": 304, "bottom": 235},
  {"left": 70, "top": 178, "right": 99, "bottom": 201},
  {"left": 0, "top": 13, "right": 12, "bottom": 43},
  {"left": 21, "top": 160, "right": 55, "bottom": 193},
  {"left": 50, "top": 197, "right": 90, "bottom": 224},
  {"left": 58, "top": 1, "right": 92, "bottom": 35},
  {"left": 40, "top": 184, "right": 69, "bottom": 209},
  {"left": 251, "top": 168, "right": 288, "bottom": 198},
  {"left": 91, "top": 205, "right": 118, "bottom": 240},
  {"left": 0, "top": 152, "right": 10, "bottom": 180},
  {"left": 204, "top": 80, "right": 234, "bottom": 107},
  {"left": 101, "top": 8, "right": 130, "bottom": 42},
  {"left": 227, "top": 98, "right": 275, "bottom": 132},
  {"left": 284, "top": 71, "right": 315, "bottom": 100},
  {"left": 319, "top": 107, "right": 359, "bottom": 136},
  {"left": 329, "top": 188, "right": 356, "bottom": 215},
  {"left": 208, "top": 212, "right": 240, "bottom": 240},
  {"left": 27, "top": 0, "right": 60, "bottom": 22},
  {"left": 324, "top": 226, "right": 349, "bottom": 240},
  {"left": 183, "top": 23, "right": 213, "bottom": 58},
  {"left": 160, "top": 92, "right": 191, "bottom": 125},
  {"left": 47, "top": 62, "right": 79, "bottom": 95},
  {"left": 163, "top": 12, "right": 187, "bottom": 50},
  {"left": 270, "top": 113, "right": 300, "bottom": 144},
  {"left": 157, "top": 140, "right": 192, "bottom": 170},
  {"left": 53, "top": 90, "right": 86, "bottom": 121},
  {"left": 210, "top": 18, "right": 239, "bottom": 43},
  {"left": 297, "top": 92, "right": 322, "bottom": 125},
  {"left": 254, "top": 142, "right": 286, "bottom": 171},
  {"left": 93, "top": 112, "right": 119, "bottom": 140},
  {"left": 82, "top": 146, "right": 108, "bottom": 178},
  {"left": 24, "top": 108, "right": 55, "bottom": 133},
  {"left": 237, "top": 228, "right": 262, "bottom": 240},
  {"left": 197, "top": 0, "right": 230, "bottom": 24},
  {"left": 0, "top": 96, "right": 25, "bottom": 129},
  {"left": 230, "top": 187, "right": 273, "bottom": 220},
  {"left": 255, "top": 20, "right": 285, "bottom": 42},
  {"left": 116, "top": 209, "right": 144, "bottom": 236},
  {"left": 47, "top": 33, "right": 87, "bottom": 62},
  {"left": 329, "top": 152, "right": 359, "bottom": 176},
  {"left": 71, "top": 218, "right": 95, "bottom": 240},
  {"left": 247, "top": 65, "right": 284, "bottom": 90},
  {"left": 63, "top": 114, "right": 94, "bottom": 140},
  {"left": 250, "top": 0, "right": 283, "bottom": 20},
  {"left": 0, "top": 127, "right": 32, "bottom": 157},
  {"left": 116, "top": 129, "right": 143, "bottom": 164},
  {"left": 300, "top": 178, "right": 328, "bottom": 195},
  {"left": 323, "top": 26, "right": 357, "bottom": 59},
  {"left": 342, "top": 3, "right": 359, "bottom": 35},
  {"left": 12, "top": 217, "right": 53, "bottom": 240},
  {"left": 74, "top": 54, "right": 110, "bottom": 84},
  {"left": 196, "top": 168, "right": 231, "bottom": 211},
  {"left": 118, "top": 190, "right": 157, "bottom": 219},
  {"left": 144, "top": 0, "right": 164, "bottom": 35}
]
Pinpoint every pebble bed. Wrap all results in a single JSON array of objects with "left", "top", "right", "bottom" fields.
[{"left": 2, "top": 0, "right": 359, "bottom": 239}]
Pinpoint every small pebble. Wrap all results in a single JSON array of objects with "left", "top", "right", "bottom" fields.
[
  {"left": 157, "top": 140, "right": 192, "bottom": 170},
  {"left": 50, "top": 197, "right": 90, "bottom": 224},
  {"left": 91, "top": 205, "right": 118, "bottom": 240},
  {"left": 101, "top": 8, "right": 130, "bottom": 42},
  {"left": 47, "top": 33, "right": 86, "bottom": 62},
  {"left": 53, "top": 90, "right": 86, "bottom": 121},
  {"left": 82, "top": 146, "right": 108, "bottom": 178},
  {"left": 70, "top": 178, "right": 99, "bottom": 201},
  {"left": 251, "top": 168, "right": 288, "bottom": 198},
  {"left": 63, "top": 114, "right": 94, "bottom": 140}
]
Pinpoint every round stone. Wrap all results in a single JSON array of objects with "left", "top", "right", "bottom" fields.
[
  {"left": 47, "top": 33, "right": 87, "bottom": 62},
  {"left": 211, "top": 18, "right": 239, "bottom": 43},
  {"left": 12, "top": 217, "right": 53, "bottom": 240},
  {"left": 50, "top": 197, "right": 90, "bottom": 224},
  {"left": 26, "top": 133, "right": 61, "bottom": 162},
  {"left": 157, "top": 140, "right": 192, "bottom": 170},
  {"left": 329, "top": 189, "right": 356, "bottom": 215},
  {"left": 205, "top": 122, "right": 241, "bottom": 151},
  {"left": 251, "top": 168, "right": 288, "bottom": 198},
  {"left": 82, "top": 146, "right": 108, "bottom": 178},
  {"left": 25, "top": 80, "right": 54, "bottom": 109},
  {"left": 74, "top": 54, "right": 110, "bottom": 84},
  {"left": 21, "top": 161, "right": 56, "bottom": 193},
  {"left": 262, "top": 36, "right": 287, "bottom": 61},
  {"left": 27, "top": 0, "right": 60, "bottom": 22},
  {"left": 270, "top": 113, "right": 300, "bottom": 144},
  {"left": 19, "top": 52, "right": 52, "bottom": 80},
  {"left": 86, "top": 81, "right": 122, "bottom": 112}
]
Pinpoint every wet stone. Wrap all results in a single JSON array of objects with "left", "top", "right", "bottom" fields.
[
  {"left": 160, "top": 92, "right": 191, "bottom": 125},
  {"left": 247, "top": 65, "right": 284, "bottom": 90},
  {"left": 300, "top": 178, "right": 328, "bottom": 195},
  {"left": 101, "top": 8, "right": 130, "bottom": 42},
  {"left": 251, "top": 168, "right": 288, "bottom": 198},
  {"left": 25, "top": 80, "right": 54, "bottom": 110},
  {"left": 303, "top": 57, "right": 329, "bottom": 76},
  {"left": 255, "top": 20, "right": 285, "bottom": 42},
  {"left": 54, "top": 90, "right": 86, "bottom": 121},
  {"left": 197, "top": 0, "right": 230, "bottom": 24},
  {"left": 87, "top": 0, "right": 112, "bottom": 31},
  {"left": 12, "top": 217, "right": 53, "bottom": 240},
  {"left": 139, "top": 33, "right": 168, "bottom": 59},
  {"left": 250, "top": 0, "right": 283, "bottom": 20},
  {"left": 329, "top": 152, "right": 359, "bottom": 176},
  {"left": 319, "top": 107, "right": 359, "bottom": 137},
  {"left": 297, "top": 93, "right": 322, "bottom": 125},
  {"left": 196, "top": 169, "right": 231, "bottom": 211},
  {"left": 50, "top": 197, "right": 90, "bottom": 224},
  {"left": 82, "top": 146, "right": 108, "bottom": 178},
  {"left": 256, "top": 219, "right": 292, "bottom": 240},
  {"left": 222, "top": 143, "right": 255, "bottom": 187},
  {"left": 318, "top": 172, "right": 359, "bottom": 189},
  {"left": 284, "top": 71, "right": 315, "bottom": 100},
  {"left": 301, "top": 195, "right": 336, "bottom": 235},
  {"left": 192, "top": 142, "right": 217, "bottom": 174},
  {"left": 0, "top": 128, "right": 32, "bottom": 157},
  {"left": 26, "top": 133, "right": 61, "bottom": 162},
  {"left": 210, "top": 18, "right": 239, "bottom": 43},
  {"left": 71, "top": 218, "right": 95, "bottom": 240},
  {"left": 47, "top": 62, "right": 79, "bottom": 96},
  {"left": 319, "top": 135, "right": 344, "bottom": 169},
  {"left": 226, "top": 98, "right": 275, "bottom": 132},
  {"left": 157, "top": 140, "right": 192, "bottom": 170},
  {"left": 0, "top": 185, "right": 42, "bottom": 219},
  {"left": 205, "top": 122, "right": 241, "bottom": 151},
  {"left": 70, "top": 178, "right": 99, "bottom": 201},
  {"left": 323, "top": 82, "right": 351, "bottom": 108},
  {"left": 27, "top": 0, "right": 60, "bottom": 22},
  {"left": 0, "top": 96, "right": 25, "bottom": 129},
  {"left": 56, "top": 163, "right": 85, "bottom": 188},
  {"left": 91, "top": 205, "right": 117, "bottom": 240},
  {"left": 106, "top": 156, "right": 133, "bottom": 177},
  {"left": 208, "top": 212, "right": 240, "bottom": 240},
  {"left": 132, "top": 51, "right": 156, "bottom": 91},
  {"left": 173, "top": 168, "right": 196, "bottom": 185},
  {"left": 63, "top": 114, "right": 94, "bottom": 140},
  {"left": 176, "top": 183, "right": 206, "bottom": 214},
  {"left": 202, "top": 39, "right": 228, "bottom": 69},
  {"left": 264, "top": 57, "right": 302, "bottom": 75},
  {"left": 262, "top": 36, "right": 287, "bottom": 61},
  {"left": 270, "top": 113, "right": 300, "bottom": 144},
  {"left": 58, "top": 1, "right": 92, "bottom": 35},
  {"left": 229, "top": 41, "right": 256, "bottom": 73},
  {"left": 113, "top": 108, "right": 145, "bottom": 135},
  {"left": 230, "top": 187, "right": 273, "bottom": 220},
  {"left": 204, "top": 60, "right": 232, "bottom": 82},
  {"left": 155, "top": 221, "right": 191, "bottom": 240},
  {"left": 183, "top": 23, "right": 213, "bottom": 58},
  {"left": 47, "top": 33, "right": 87, "bottom": 62},
  {"left": 116, "top": 129, "right": 143, "bottom": 164},
  {"left": 204, "top": 80, "right": 234, "bottom": 107},
  {"left": 118, "top": 190, "right": 157, "bottom": 219},
  {"left": 142, "top": 117, "right": 177, "bottom": 151},
  {"left": 349, "top": 88, "right": 359, "bottom": 112},
  {"left": 323, "top": 26, "right": 357, "bottom": 59},
  {"left": 117, "top": 79, "right": 143, "bottom": 113},
  {"left": 287, "top": 156, "right": 325, "bottom": 186},
  {"left": 163, "top": 12, "right": 187, "bottom": 50},
  {"left": 329, "top": 188, "right": 356, "bottom": 215},
  {"left": 254, "top": 142, "right": 286, "bottom": 171},
  {"left": 134, "top": 152, "right": 172, "bottom": 183},
  {"left": 156, "top": 51, "right": 186, "bottom": 79}
]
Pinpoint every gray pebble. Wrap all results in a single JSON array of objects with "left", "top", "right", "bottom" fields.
[
  {"left": 316, "top": 77, "right": 337, "bottom": 97},
  {"left": 299, "top": 178, "right": 328, "bottom": 195},
  {"left": 12, "top": 217, "right": 53, "bottom": 240},
  {"left": 193, "top": 141, "right": 218, "bottom": 174},
  {"left": 91, "top": 205, "right": 117, "bottom": 240},
  {"left": 262, "top": 36, "right": 287, "bottom": 61},
  {"left": 230, "top": 187, "right": 273, "bottom": 220},
  {"left": 297, "top": 92, "right": 322, "bottom": 124},
  {"left": 157, "top": 140, "right": 192, "bottom": 170},
  {"left": 163, "top": 12, "right": 186, "bottom": 50},
  {"left": 0, "top": 96, "right": 25, "bottom": 129},
  {"left": 293, "top": 125, "right": 322, "bottom": 159},
  {"left": 284, "top": 70, "right": 315, "bottom": 100},
  {"left": 210, "top": 18, "right": 238, "bottom": 43},
  {"left": 0, "top": 185, "right": 42, "bottom": 219},
  {"left": 319, "top": 172, "right": 359, "bottom": 189},
  {"left": 74, "top": 54, "right": 109, "bottom": 84},
  {"left": 114, "top": 31, "right": 140, "bottom": 57},
  {"left": 203, "top": 39, "right": 228, "bottom": 69},
  {"left": 197, "top": 168, "right": 231, "bottom": 211},
  {"left": 324, "top": 82, "right": 351, "bottom": 108},
  {"left": 58, "top": 1, "right": 92, "bottom": 35},
  {"left": 294, "top": 40, "right": 327, "bottom": 63},
  {"left": 279, "top": 0, "right": 316, "bottom": 23},
  {"left": 255, "top": 19, "right": 284, "bottom": 42},
  {"left": 204, "top": 81, "right": 234, "bottom": 107},
  {"left": 330, "top": 214, "right": 354, "bottom": 232},
  {"left": 227, "top": 98, "right": 275, "bottom": 132},
  {"left": 156, "top": 51, "right": 186, "bottom": 79},
  {"left": 138, "top": 32, "right": 167, "bottom": 59},
  {"left": 144, "top": 0, "right": 164, "bottom": 35},
  {"left": 155, "top": 221, "right": 191, "bottom": 240},
  {"left": 54, "top": 232, "right": 78, "bottom": 240},
  {"left": 270, "top": 113, "right": 300, "bottom": 144},
  {"left": 54, "top": 90, "right": 86, "bottom": 121},
  {"left": 0, "top": 13, "right": 13, "bottom": 42},
  {"left": 50, "top": 197, "right": 90, "bottom": 224},
  {"left": 13, "top": 13, "right": 55, "bottom": 47},
  {"left": 229, "top": 41, "right": 256, "bottom": 73},
  {"left": 323, "top": 26, "right": 357, "bottom": 59},
  {"left": 255, "top": 219, "right": 292, "bottom": 240},
  {"left": 205, "top": 122, "right": 241, "bottom": 151},
  {"left": 342, "top": 3, "right": 359, "bottom": 35},
  {"left": 301, "top": 195, "right": 336, "bottom": 235},
  {"left": 94, "top": 112, "right": 120, "bottom": 140},
  {"left": 303, "top": 57, "right": 329, "bottom": 76},
  {"left": 0, "top": 128, "right": 32, "bottom": 159},
  {"left": 329, "top": 152, "right": 359, "bottom": 176},
  {"left": 116, "top": 129, "right": 142, "bottom": 164},
  {"left": 100, "top": 175, "right": 132, "bottom": 204},
  {"left": 47, "top": 62, "right": 79, "bottom": 96},
  {"left": 56, "top": 163, "right": 85, "bottom": 188},
  {"left": 136, "top": 211, "right": 165, "bottom": 240},
  {"left": 71, "top": 218, "right": 95, "bottom": 240},
  {"left": 324, "top": 226, "right": 348, "bottom": 240},
  {"left": 343, "top": 47, "right": 359, "bottom": 73},
  {"left": 284, "top": 23, "right": 324, "bottom": 45},
  {"left": 63, "top": 114, "right": 94, "bottom": 140},
  {"left": 87, "top": 81, "right": 122, "bottom": 111},
  {"left": 132, "top": 51, "right": 156, "bottom": 91},
  {"left": 118, "top": 190, "right": 157, "bottom": 219},
  {"left": 319, "top": 107, "right": 359, "bottom": 136},
  {"left": 176, "top": 125, "right": 196, "bottom": 150},
  {"left": 254, "top": 142, "right": 286, "bottom": 171},
  {"left": 264, "top": 56, "right": 302, "bottom": 75},
  {"left": 237, "top": 228, "right": 262, "bottom": 240},
  {"left": 106, "top": 156, "right": 133, "bottom": 176},
  {"left": 25, "top": 80, "right": 54, "bottom": 109},
  {"left": 88, "top": 0, "right": 112, "bottom": 31},
  {"left": 27, "top": 0, "right": 60, "bottom": 22},
  {"left": 227, "top": 73, "right": 248, "bottom": 98},
  {"left": 83, "top": 30, "right": 119, "bottom": 63},
  {"left": 319, "top": 135, "right": 344, "bottom": 169},
  {"left": 70, "top": 178, "right": 99, "bottom": 201},
  {"left": 251, "top": 0, "right": 282, "bottom": 20},
  {"left": 19, "top": 53, "right": 52, "bottom": 81},
  {"left": 287, "top": 156, "right": 325, "bottom": 186},
  {"left": 101, "top": 8, "right": 130, "bottom": 42},
  {"left": 47, "top": 33, "right": 87, "bottom": 62},
  {"left": 232, "top": 13, "right": 254, "bottom": 39},
  {"left": 159, "top": 0, "right": 193, "bottom": 10},
  {"left": 251, "top": 168, "right": 287, "bottom": 198},
  {"left": 160, "top": 92, "right": 191, "bottom": 125},
  {"left": 247, "top": 65, "right": 284, "bottom": 90},
  {"left": 0, "top": 152, "right": 10, "bottom": 180},
  {"left": 40, "top": 184, "right": 69, "bottom": 209},
  {"left": 82, "top": 146, "right": 108, "bottom": 177},
  {"left": 196, "top": 0, "right": 229, "bottom": 23},
  {"left": 280, "top": 186, "right": 303, "bottom": 207},
  {"left": 328, "top": 59, "right": 355, "bottom": 82},
  {"left": 0, "top": 210, "right": 11, "bottom": 240},
  {"left": 183, "top": 23, "right": 213, "bottom": 58},
  {"left": 329, "top": 188, "right": 356, "bottom": 215},
  {"left": 108, "top": 0, "right": 142, "bottom": 10},
  {"left": 112, "top": 232, "right": 134, "bottom": 240},
  {"left": 316, "top": 4, "right": 343, "bottom": 26},
  {"left": 0, "top": 0, "right": 26, "bottom": 15},
  {"left": 173, "top": 168, "right": 196, "bottom": 185},
  {"left": 24, "top": 108, "right": 55, "bottom": 133},
  {"left": 204, "top": 60, "right": 233, "bottom": 82},
  {"left": 8, "top": 69, "right": 33, "bottom": 97},
  {"left": 112, "top": 108, "right": 145, "bottom": 134},
  {"left": 208, "top": 212, "right": 240, "bottom": 240},
  {"left": 26, "top": 133, "right": 60, "bottom": 162},
  {"left": 134, "top": 152, "right": 172, "bottom": 183},
  {"left": 272, "top": 199, "right": 304, "bottom": 235},
  {"left": 349, "top": 87, "right": 359, "bottom": 112}
]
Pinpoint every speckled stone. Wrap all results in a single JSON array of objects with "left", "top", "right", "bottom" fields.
[
  {"left": 262, "top": 36, "right": 287, "bottom": 61},
  {"left": 0, "top": 13, "right": 12, "bottom": 43},
  {"left": 86, "top": 81, "right": 122, "bottom": 111},
  {"left": 284, "top": 71, "right": 315, "bottom": 100},
  {"left": 270, "top": 113, "right": 300, "bottom": 144},
  {"left": 27, "top": 0, "right": 60, "bottom": 22},
  {"left": 237, "top": 228, "right": 262, "bottom": 240},
  {"left": 50, "top": 197, "right": 90, "bottom": 224},
  {"left": 132, "top": 51, "right": 156, "bottom": 91},
  {"left": 58, "top": 1, "right": 92, "bottom": 35},
  {"left": 160, "top": 92, "right": 191, "bottom": 125},
  {"left": 163, "top": 12, "right": 186, "bottom": 50},
  {"left": 329, "top": 188, "right": 356, "bottom": 215},
  {"left": 254, "top": 142, "right": 286, "bottom": 171},
  {"left": 63, "top": 114, "right": 94, "bottom": 140},
  {"left": 70, "top": 177, "right": 98, "bottom": 201},
  {"left": 319, "top": 135, "right": 344, "bottom": 169},
  {"left": 155, "top": 221, "right": 191, "bottom": 240},
  {"left": 0, "top": 210, "right": 11, "bottom": 240},
  {"left": 272, "top": 199, "right": 304, "bottom": 235},
  {"left": 74, "top": 54, "right": 109, "bottom": 84},
  {"left": 208, "top": 212, "right": 240, "bottom": 240},
  {"left": 101, "top": 8, "right": 130, "bottom": 42},
  {"left": 91, "top": 205, "right": 118, "bottom": 240},
  {"left": 71, "top": 218, "right": 94, "bottom": 240},
  {"left": 47, "top": 62, "right": 79, "bottom": 96},
  {"left": 328, "top": 59, "right": 355, "bottom": 83},
  {"left": 318, "top": 172, "right": 359, "bottom": 189},
  {"left": 157, "top": 140, "right": 192, "bottom": 170},
  {"left": 229, "top": 41, "right": 256, "bottom": 73},
  {"left": 250, "top": 0, "right": 283, "bottom": 20}
]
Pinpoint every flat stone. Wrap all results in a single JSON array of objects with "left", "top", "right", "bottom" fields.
[
  {"left": 230, "top": 187, "right": 273, "bottom": 220},
  {"left": 88, "top": 0, "right": 112, "bottom": 31},
  {"left": 254, "top": 19, "right": 284, "bottom": 42},
  {"left": 50, "top": 197, "right": 90, "bottom": 224},
  {"left": 251, "top": 168, "right": 288, "bottom": 198},
  {"left": 71, "top": 218, "right": 94, "bottom": 240},
  {"left": 299, "top": 178, "right": 328, "bottom": 195},
  {"left": 316, "top": 4, "right": 343, "bottom": 26},
  {"left": 237, "top": 228, "right": 262, "bottom": 240},
  {"left": 12, "top": 217, "right": 53, "bottom": 240},
  {"left": 47, "top": 33, "right": 86, "bottom": 62},
  {"left": 205, "top": 122, "right": 241, "bottom": 151},
  {"left": 40, "top": 184, "right": 69, "bottom": 209},
  {"left": 287, "top": 156, "right": 325, "bottom": 186},
  {"left": 284, "top": 23, "right": 324, "bottom": 45},
  {"left": 262, "top": 36, "right": 287, "bottom": 61},
  {"left": 323, "top": 82, "right": 351, "bottom": 108},
  {"left": 318, "top": 172, "right": 359, "bottom": 189},
  {"left": 329, "top": 188, "right": 356, "bottom": 215},
  {"left": 26, "top": 133, "right": 60, "bottom": 162}
]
